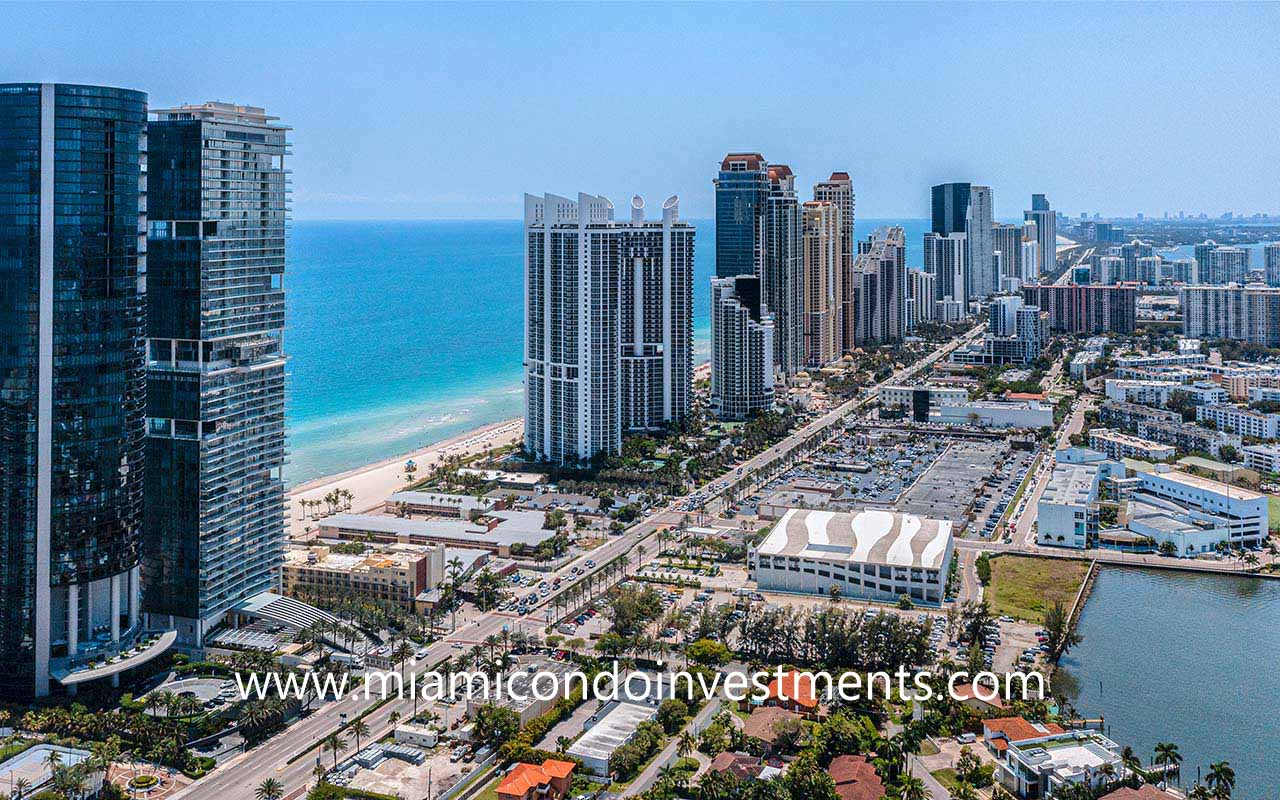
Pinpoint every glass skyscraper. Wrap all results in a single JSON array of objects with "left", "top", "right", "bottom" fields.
[
  {"left": 714, "top": 153, "right": 769, "bottom": 279},
  {"left": 0, "top": 83, "right": 153, "bottom": 699},
  {"left": 143, "top": 102, "right": 289, "bottom": 648}
]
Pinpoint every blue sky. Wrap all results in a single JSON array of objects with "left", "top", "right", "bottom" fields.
[{"left": 6, "top": 2, "right": 1278, "bottom": 220}]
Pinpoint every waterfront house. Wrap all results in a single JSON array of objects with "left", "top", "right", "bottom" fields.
[{"left": 984, "top": 718, "right": 1125, "bottom": 799}]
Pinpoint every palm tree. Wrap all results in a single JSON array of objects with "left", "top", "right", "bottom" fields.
[
  {"left": 1154, "top": 742, "right": 1182, "bottom": 782},
  {"left": 897, "top": 775, "right": 932, "bottom": 800},
  {"left": 1206, "top": 761, "right": 1235, "bottom": 799},
  {"left": 349, "top": 718, "right": 370, "bottom": 753},
  {"left": 323, "top": 732, "right": 348, "bottom": 769},
  {"left": 11, "top": 778, "right": 30, "bottom": 800},
  {"left": 256, "top": 778, "right": 285, "bottom": 800}
]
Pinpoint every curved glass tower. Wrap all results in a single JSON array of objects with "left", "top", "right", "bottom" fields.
[{"left": 0, "top": 83, "right": 149, "bottom": 699}]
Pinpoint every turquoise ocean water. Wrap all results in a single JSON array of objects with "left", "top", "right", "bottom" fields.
[{"left": 285, "top": 218, "right": 928, "bottom": 484}]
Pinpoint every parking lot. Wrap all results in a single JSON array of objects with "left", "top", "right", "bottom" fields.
[{"left": 895, "top": 440, "right": 1032, "bottom": 535}]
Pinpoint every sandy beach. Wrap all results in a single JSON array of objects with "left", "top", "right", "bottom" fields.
[{"left": 287, "top": 417, "right": 523, "bottom": 537}]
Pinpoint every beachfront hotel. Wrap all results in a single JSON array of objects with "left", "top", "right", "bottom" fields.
[
  {"left": 142, "top": 101, "right": 290, "bottom": 649},
  {"left": 0, "top": 83, "right": 165, "bottom": 699},
  {"left": 748, "top": 508, "right": 955, "bottom": 605},
  {"left": 523, "top": 192, "right": 693, "bottom": 464}
]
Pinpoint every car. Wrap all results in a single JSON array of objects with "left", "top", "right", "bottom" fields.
[{"left": 956, "top": 733, "right": 976, "bottom": 744}]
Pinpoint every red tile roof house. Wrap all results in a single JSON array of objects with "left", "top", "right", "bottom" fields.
[
  {"left": 497, "top": 759, "right": 576, "bottom": 800},
  {"left": 742, "top": 671, "right": 824, "bottom": 719},
  {"left": 708, "top": 752, "right": 766, "bottom": 781},
  {"left": 741, "top": 706, "right": 805, "bottom": 753},
  {"left": 982, "top": 717, "right": 1065, "bottom": 759},
  {"left": 951, "top": 681, "right": 1007, "bottom": 714},
  {"left": 1100, "top": 787, "right": 1180, "bottom": 800},
  {"left": 829, "top": 755, "right": 886, "bottom": 800}
]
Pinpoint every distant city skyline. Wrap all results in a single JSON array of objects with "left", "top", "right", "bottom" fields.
[{"left": 5, "top": 2, "right": 1279, "bottom": 220}]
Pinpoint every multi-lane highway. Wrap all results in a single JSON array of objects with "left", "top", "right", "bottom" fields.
[{"left": 173, "top": 326, "right": 984, "bottom": 800}]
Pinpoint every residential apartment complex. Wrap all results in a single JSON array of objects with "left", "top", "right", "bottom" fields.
[
  {"left": 1020, "top": 284, "right": 1137, "bottom": 334},
  {"left": 802, "top": 200, "right": 842, "bottom": 365},
  {"left": 523, "top": 192, "right": 693, "bottom": 464},
  {"left": 143, "top": 102, "right": 290, "bottom": 649},
  {"left": 282, "top": 545, "right": 446, "bottom": 610},
  {"left": 1181, "top": 283, "right": 1280, "bottom": 346},
  {"left": 711, "top": 276, "right": 775, "bottom": 419},
  {"left": 0, "top": 84, "right": 153, "bottom": 699}
]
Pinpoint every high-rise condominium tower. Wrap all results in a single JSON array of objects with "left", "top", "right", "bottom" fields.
[
  {"left": 965, "top": 186, "right": 996, "bottom": 298},
  {"left": 711, "top": 276, "right": 775, "bottom": 419},
  {"left": 763, "top": 164, "right": 802, "bottom": 377},
  {"left": 851, "top": 227, "right": 907, "bottom": 344},
  {"left": 0, "top": 84, "right": 150, "bottom": 699},
  {"left": 813, "top": 172, "right": 855, "bottom": 351},
  {"left": 992, "top": 223, "right": 1023, "bottom": 283},
  {"left": 802, "top": 201, "right": 841, "bottom": 366},
  {"left": 714, "top": 153, "right": 769, "bottom": 279},
  {"left": 1024, "top": 194, "right": 1057, "bottom": 276},
  {"left": 924, "top": 232, "right": 968, "bottom": 313},
  {"left": 1266, "top": 243, "right": 1280, "bottom": 287},
  {"left": 1197, "top": 244, "right": 1250, "bottom": 285},
  {"left": 142, "top": 102, "right": 290, "bottom": 648},
  {"left": 524, "top": 193, "right": 693, "bottom": 464}
]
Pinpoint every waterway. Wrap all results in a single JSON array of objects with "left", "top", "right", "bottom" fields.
[{"left": 1057, "top": 566, "right": 1280, "bottom": 798}]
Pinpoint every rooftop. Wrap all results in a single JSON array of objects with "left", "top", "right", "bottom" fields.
[
  {"left": 497, "top": 760, "right": 575, "bottom": 797},
  {"left": 757, "top": 508, "right": 953, "bottom": 570},
  {"left": 1040, "top": 463, "right": 1098, "bottom": 506},
  {"left": 1143, "top": 468, "right": 1263, "bottom": 500},
  {"left": 319, "top": 511, "right": 554, "bottom": 548},
  {"left": 566, "top": 702, "right": 656, "bottom": 764}
]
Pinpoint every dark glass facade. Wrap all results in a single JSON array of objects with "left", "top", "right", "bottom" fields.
[
  {"left": 714, "top": 161, "right": 769, "bottom": 279},
  {"left": 0, "top": 83, "right": 147, "bottom": 700},
  {"left": 931, "top": 182, "right": 970, "bottom": 235}
]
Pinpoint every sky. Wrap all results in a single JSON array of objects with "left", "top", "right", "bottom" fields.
[{"left": 6, "top": 1, "right": 1279, "bottom": 221}]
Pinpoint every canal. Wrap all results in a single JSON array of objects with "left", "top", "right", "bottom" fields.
[{"left": 1057, "top": 566, "right": 1280, "bottom": 798}]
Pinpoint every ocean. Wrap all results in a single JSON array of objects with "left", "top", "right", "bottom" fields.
[{"left": 285, "top": 217, "right": 928, "bottom": 484}]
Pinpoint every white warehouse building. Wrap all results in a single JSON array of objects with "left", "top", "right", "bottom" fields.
[{"left": 749, "top": 508, "right": 954, "bottom": 605}]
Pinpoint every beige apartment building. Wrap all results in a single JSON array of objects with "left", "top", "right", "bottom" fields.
[
  {"left": 812, "top": 173, "right": 856, "bottom": 352},
  {"left": 282, "top": 544, "right": 446, "bottom": 610},
  {"left": 803, "top": 200, "right": 841, "bottom": 366}
]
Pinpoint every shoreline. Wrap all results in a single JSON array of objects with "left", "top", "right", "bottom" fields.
[{"left": 287, "top": 416, "right": 523, "bottom": 537}]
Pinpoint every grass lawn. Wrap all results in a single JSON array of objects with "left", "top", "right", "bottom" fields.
[
  {"left": 473, "top": 775, "right": 501, "bottom": 800},
  {"left": 0, "top": 738, "right": 31, "bottom": 762},
  {"left": 1269, "top": 496, "right": 1280, "bottom": 533},
  {"left": 930, "top": 768, "right": 962, "bottom": 792},
  {"left": 916, "top": 739, "right": 940, "bottom": 756},
  {"left": 988, "top": 555, "right": 1091, "bottom": 624}
]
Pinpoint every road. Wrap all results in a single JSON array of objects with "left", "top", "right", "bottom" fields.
[{"left": 174, "top": 327, "right": 985, "bottom": 800}]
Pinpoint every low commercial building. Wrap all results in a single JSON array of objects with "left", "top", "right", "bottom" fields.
[
  {"left": 1037, "top": 462, "right": 1100, "bottom": 549},
  {"left": 566, "top": 701, "right": 658, "bottom": 776},
  {"left": 749, "top": 508, "right": 954, "bottom": 605},
  {"left": 282, "top": 544, "right": 446, "bottom": 610},
  {"left": 465, "top": 659, "right": 579, "bottom": 724},
  {"left": 930, "top": 399, "right": 1053, "bottom": 429},
  {"left": 1195, "top": 404, "right": 1280, "bottom": 439},
  {"left": 878, "top": 384, "right": 969, "bottom": 421},
  {"left": 394, "top": 722, "right": 439, "bottom": 748},
  {"left": 456, "top": 468, "right": 548, "bottom": 491},
  {"left": 316, "top": 510, "right": 554, "bottom": 556},
  {"left": 1126, "top": 494, "right": 1233, "bottom": 557},
  {"left": 1242, "top": 443, "right": 1280, "bottom": 474},
  {"left": 1088, "top": 429, "right": 1175, "bottom": 462},
  {"left": 1137, "top": 466, "right": 1268, "bottom": 547},
  {"left": 385, "top": 491, "right": 496, "bottom": 518}
]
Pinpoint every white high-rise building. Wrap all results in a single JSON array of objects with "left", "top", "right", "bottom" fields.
[
  {"left": 523, "top": 193, "right": 693, "bottom": 464},
  {"left": 1267, "top": 243, "right": 1280, "bottom": 287},
  {"left": 1181, "top": 283, "right": 1280, "bottom": 347},
  {"left": 711, "top": 276, "right": 775, "bottom": 419},
  {"left": 966, "top": 185, "right": 996, "bottom": 298},
  {"left": 907, "top": 269, "right": 937, "bottom": 329},
  {"left": 1020, "top": 237, "right": 1040, "bottom": 283},
  {"left": 924, "top": 231, "right": 968, "bottom": 314},
  {"left": 1025, "top": 194, "right": 1056, "bottom": 277}
]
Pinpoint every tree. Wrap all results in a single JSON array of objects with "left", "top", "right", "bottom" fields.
[
  {"left": 349, "top": 719, "right": 370, "bottom": 753},
  {"left": 685, "top": 638, "right": 731, "bottom": 667},
  {"left": 473, "top": 704, "right": 520, "bottom": 749},
  {"left": 256, "top": 778, "right": 285, "bottom": 800},
  {"left": 1043, "top": 599, "right": 1082, "bottom": 656},
  {"left": 322, "top": 732, "right": 348, "bottom": 770},
  {"left": 1207, "top": 761, "right": 1235, "bottom": 799},
  {"left": 656, "top": 698, "right": 689, "bottom": 734},
  {"left": 897, "top": 775, "right": 932, "bottom": 800},
  {"left": 782, "top": 751, "right": 838, "bottom": 800}
]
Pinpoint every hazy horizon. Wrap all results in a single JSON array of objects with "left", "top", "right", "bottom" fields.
[{"left": 6, "top": 2, "right": 1279, "bottom": 221}]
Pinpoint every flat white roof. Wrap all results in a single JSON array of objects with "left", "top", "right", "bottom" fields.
[
  {"left": 757, "top": 508, "right": 952, "bottom": 570},
  {"left": 1143, "top": 469, "right": 1263, "bottom": 500},
  {"left": 566, "top": 702, "right": 656, "bottom": 762}
]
